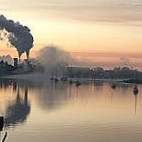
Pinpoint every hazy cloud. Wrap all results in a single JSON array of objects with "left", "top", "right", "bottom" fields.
[
  {"left": 1, "top": 0, "right": 142, "bottom": 24},
  {"left": 70, "top": 52, "right": 142, "bottom": 70}
]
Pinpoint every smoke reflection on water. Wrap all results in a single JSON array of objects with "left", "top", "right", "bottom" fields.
[{"left": 0, "top": 79, "right": 141, "bottom": 142}]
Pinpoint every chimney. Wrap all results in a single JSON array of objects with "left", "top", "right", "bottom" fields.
[{"left": 14, "top": 58, "right": 18, "bottom": 67}]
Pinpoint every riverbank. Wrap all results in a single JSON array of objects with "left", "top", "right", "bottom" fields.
[
  {"left": 1, "top": 73, "right": 124, "bottom": 83},
  {"left": 124, "top": 79, "right": 142, "bottom": 84}
]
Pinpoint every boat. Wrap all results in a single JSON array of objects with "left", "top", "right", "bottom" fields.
[
  {"left": 133, "top": 85, "right": 139, "bottom": 95},
  {"left": 111, "top": 83, "right": 116, "bottom": 89},
  {"left": 75, "top": 81, "right": 81, "bottom": 87},
  {"left": 69, "top": 80, "right": 73, "bottom": 85}
]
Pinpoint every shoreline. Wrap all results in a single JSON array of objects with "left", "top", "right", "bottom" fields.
[{"left": 0, "top": 73, "right": 125, "bottom": 83}]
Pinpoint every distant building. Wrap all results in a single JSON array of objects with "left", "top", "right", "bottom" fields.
[{"left": 0, "top": 60, "right": 14, "bottom": 75}]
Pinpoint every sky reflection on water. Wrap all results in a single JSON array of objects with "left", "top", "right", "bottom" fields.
[{"left": 0, "top": 79, "right": 141, "bottom": 142}]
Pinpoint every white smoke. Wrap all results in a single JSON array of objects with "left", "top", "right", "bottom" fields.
[{"left": 37, "top": 45, "right": 73, "bottom": 77}]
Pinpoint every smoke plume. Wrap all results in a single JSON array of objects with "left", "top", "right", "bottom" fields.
[
  {"left": 38, "top": 45, "right": 73, "bottom": 77},
  {"left": 0, "top": 15, "right": 34, "bottom": 58}
]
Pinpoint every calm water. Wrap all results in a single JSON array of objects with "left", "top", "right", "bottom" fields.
[{"left": 0, "top": 79, "right": 142, "bottom": 142}]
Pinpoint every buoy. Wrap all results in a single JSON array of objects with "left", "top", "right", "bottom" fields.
[
  {"left": 111, "top": 83, "right": 116, "bottom": 89},
  {"left": 133, "top": 85, "right": 139, "bottom": 95},
  {"left": 69, "top": 80, "right": 73, "bottom": 85},
  {"left": 54, "top": 78, "right": 59, "bottom": 83}
]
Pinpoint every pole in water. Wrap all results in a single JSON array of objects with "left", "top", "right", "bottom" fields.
[
  {"left": 26, "top": 50, "right": 30, "bottom": 59},
  {"left": 0, "top": 117, "right": 4, "bottom": 132}
]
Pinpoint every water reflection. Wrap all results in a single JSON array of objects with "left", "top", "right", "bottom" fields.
[
  {"left": 94, "top": 80, "right": 104, "bottom": 86},
  {"left": 35, "top": 82, "right": 69, "bottom": 111},
  {"left": 134, "top": 94, "right": 138, "bottom": 114},
  {"left": 5, "top": 86, "right": 30, "bottom": 127},
  {"left": 0, "top": 79, "right": 141, "bottom": 142},
  {"left": 133, "top": 86, "right": 139, "bottom": 115},
  {"left": 0, "top": 81, "right": 31, "bottom": 142}
]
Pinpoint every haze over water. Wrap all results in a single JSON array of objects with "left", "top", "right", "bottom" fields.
[{"left": 0, "top": 79, "right": 142, "bottom": 142}]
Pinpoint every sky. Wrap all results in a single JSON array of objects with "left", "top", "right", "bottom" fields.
[{"left": 0, "top": 0, "right": 142, "bottom": 69}]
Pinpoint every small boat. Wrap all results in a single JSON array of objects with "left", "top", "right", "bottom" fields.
[
  {"left": 50, "top": 77, "right": 54, "bottom": 80},
  {"left": 54, "top": 78, "right": 59, "bottom": 83},
  {"left": 75, "top": 81, "right": 81, "bottom": 87},
  {"left": 111, "top": 83, "right": 116, "bottom": 89},
  {"left": 69, "top": 80, "right": 73, "bottom": 85},
  {"left": 133, "top": 85, "right": 139, "bottom": 95},
  {"left": 61, "top": 77, "right": 68, "bottom": 81}
]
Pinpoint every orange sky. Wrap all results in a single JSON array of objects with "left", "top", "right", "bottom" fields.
[{"left": 0, "top": 0, "right": 142, "bottom": 69}]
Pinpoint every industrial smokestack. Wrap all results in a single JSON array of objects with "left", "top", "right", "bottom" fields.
[
  {"left": 26, "top": 50, "right": 30, "bottom": 59},
  {"left": 13, "top": 58, "right": 18, "bottom": 67},
  {"left": 0, "top": 15, "right": 34, "bottom": 59}
]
